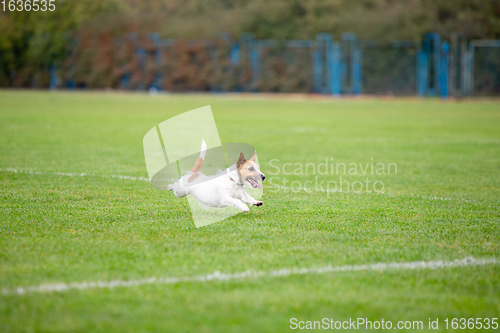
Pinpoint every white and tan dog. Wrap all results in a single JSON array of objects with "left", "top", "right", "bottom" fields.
[{"left": 167, "top": 140, "right": 265, "bottom": 212}]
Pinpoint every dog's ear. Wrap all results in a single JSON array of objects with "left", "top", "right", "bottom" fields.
[
  {"left": 237, "top": 152, "right": 246, "bottom": 169},
  {"left": 250, "top": 152, "right": 257, "bottom": 162}
]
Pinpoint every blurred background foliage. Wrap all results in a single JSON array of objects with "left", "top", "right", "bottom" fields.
[{"left": 1, "top": 0, "right": 499, "bottom": 88}]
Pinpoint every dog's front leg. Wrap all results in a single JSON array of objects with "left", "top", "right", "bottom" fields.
[
  {"left": 241, "top": 193, "right": 263, "bottom": 207},
  {"left": 223, "top": 197, "right": 250, "bottom": 212}
]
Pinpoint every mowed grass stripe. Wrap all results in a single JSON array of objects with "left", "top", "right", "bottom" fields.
[{"left": 2, "top": 257, "right": 498, "bottom": 295}]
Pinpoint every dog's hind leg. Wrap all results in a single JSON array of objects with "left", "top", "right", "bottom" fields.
[{"left": 167, "top": 180, "right": 187, "bottom": 197}]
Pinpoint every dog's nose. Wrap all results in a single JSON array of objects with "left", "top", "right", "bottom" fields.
[{"left": 261, "top": 174, "right": 265, "bottom": 181}]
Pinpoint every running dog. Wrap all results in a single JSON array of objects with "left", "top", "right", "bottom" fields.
[{"left": 167, "top": 140, "right": 265, "bottom": 212}]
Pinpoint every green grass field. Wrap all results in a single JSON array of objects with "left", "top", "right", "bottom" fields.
[{"left": 0, "top": 91, "right": 499, "bottom": 332}]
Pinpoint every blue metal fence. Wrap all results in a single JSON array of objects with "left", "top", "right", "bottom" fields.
[
  {"left": 469, "top": 40, "right": 500, "bottom": 96},
  {"left": 61, "top": 32, "right": 500, "bottom": 97}
]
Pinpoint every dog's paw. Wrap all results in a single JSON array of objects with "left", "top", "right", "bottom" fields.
[
  {"left": 253, "top": 201, "right": 263, "bottom": 207},
  {"left": 242, "top": 207, "right": 250, "bottom": 212}
]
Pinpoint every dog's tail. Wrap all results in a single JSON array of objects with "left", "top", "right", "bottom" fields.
[
  {"left": 167, "top": 139, "right": 207, "bottom": 194},
  {"left": 199, "top": 138, "right": 207, "bottom": 161},
  {"left": 188, "top": 138, "right": 206, "bottom": 182}
]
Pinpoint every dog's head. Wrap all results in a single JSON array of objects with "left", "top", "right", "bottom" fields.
[{"left": 236, "top": 152, "right": 265, "bottom": 189}]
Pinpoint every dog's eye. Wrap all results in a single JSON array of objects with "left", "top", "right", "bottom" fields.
[{"left": 248, "top": 167, "right": 254, "bottom": 171}]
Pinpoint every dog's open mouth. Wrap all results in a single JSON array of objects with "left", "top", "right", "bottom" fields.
[{"left": 246, "top": 178, "right": 262, "bottom": 189}]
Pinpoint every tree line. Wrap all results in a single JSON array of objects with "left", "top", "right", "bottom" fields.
[{"left": 1, "top": 0, "right": 498, "bottom": 87}]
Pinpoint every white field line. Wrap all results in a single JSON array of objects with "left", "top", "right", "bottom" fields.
[
  {"left": 1, "top": 168, "right": 471, "bottom": 202},
  {"left": 0, "top": 168, "right": 149, "bottom": 182},
  {"left": 1, "top": 257, "right": 497, "bottom": 296}
]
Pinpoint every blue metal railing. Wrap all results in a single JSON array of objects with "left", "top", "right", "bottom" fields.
[{"left": 61, "top": 31, "right": 499, "bottom": 97}]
